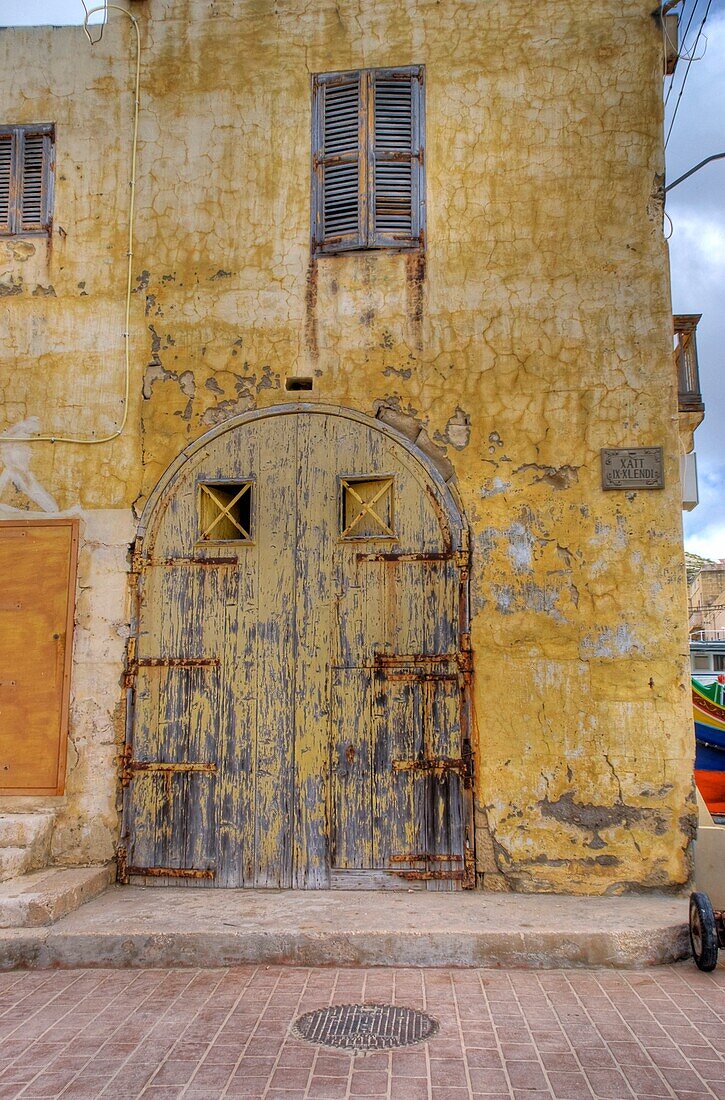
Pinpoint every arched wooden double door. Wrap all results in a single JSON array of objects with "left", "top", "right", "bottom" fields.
[{"left": 121, "top": 405, "right": 474, "bottom": 889}]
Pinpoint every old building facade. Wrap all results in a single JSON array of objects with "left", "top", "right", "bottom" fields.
[{"left": 0, "top": 0, "right": 699, "bottom": 894}]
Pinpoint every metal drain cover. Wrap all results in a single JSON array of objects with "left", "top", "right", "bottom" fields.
[{"left": 292, "top": 1003, "right": 439, "bottom": 1052}]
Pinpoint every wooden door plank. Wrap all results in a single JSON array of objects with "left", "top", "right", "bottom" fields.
[
  {"left": 333, "top": 425, "right": 388, "bottom": 667},
  {"left": 293, "top": 412, "right": 338, "bottom": 888},
  {"left": 217, "top": 553, "right": 255, "bottom": 887},
  {"left": 211, "top": 415, "right": 265, "bottom": 888},
  {"left": 330, "top": 667, "right": 373, "bottom": 868},
  {"left": 373, "top": 677, "right": 418, "bottom": 871},
  {"left": 252, "top": 417, "right": 297, "bottom": 887},
  {"left": 424, "top": 678, "right": 464, "bottom": 892}
]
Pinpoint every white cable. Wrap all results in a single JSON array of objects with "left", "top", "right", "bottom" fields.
[
  {"left": 2, "top": 4, "right": 140, "bottom": 446},
  {"left": 80, "top": 0, "right": 105, "bottom": 45},
  {"left": 664, "top": 209, "right": 675, "bottom": 240}
]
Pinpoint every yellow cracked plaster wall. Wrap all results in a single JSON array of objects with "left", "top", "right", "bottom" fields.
[{"left": 0, "top": 0, "right": 695, "bottom": 892}]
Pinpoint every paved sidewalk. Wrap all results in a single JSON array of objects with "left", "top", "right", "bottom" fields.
[{"left": 0, "top": 965, "right": 722, "bottom": 1100}]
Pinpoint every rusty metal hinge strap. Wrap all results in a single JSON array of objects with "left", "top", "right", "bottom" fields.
[
  {"left": 390, "top": 853, "right": 462, "bottom": 863},
  {"left": 382, "top": 672, "right": 459, "bottom": 683},
  {"left": 124, "top": 655, "right": 220, "bottom": 688},
  {"left": 357, "top": 550, "right": 469, "bottom": 567},
  {"left": 125, "top": 866, "right": 216, "bottom": 880},
  {"left": 356, "top": 551, "right": 456, "bottom": 563},
  {"left": 137, "top": 657, "right": 220, "bottom": 668},
  {"left": 375, "top": 653, "right": 457, "bottom": 666},
  {"left": 390, "top": 869, "right": 468, "bottom": 882},
  {"left": 392, "top": 756, "right": 468, "bottom": 777},
  {"left": 140, "top": 556, "right": 239, "bottom": 568},
  {"left": 463, "top": 843, "right": 476, "bottom": 889},
  {"left": 120, "top": 750, "right": 217, "bottom": 788},
  {"left": 116, "top": 844, "right": 128, "bottom": 884}
]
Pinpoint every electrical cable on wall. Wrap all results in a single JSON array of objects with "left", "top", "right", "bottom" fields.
[
  {"left": 2, "top": 3, "right": 140, "bottom": 446},
  {"left": 664, "top": 0, "right": 701, "bottom": 108},
  {"left": 665, "top": 0, "right": 714, "bottom": 147},
  {"left": 661, "top": 0, "right": 683, "bottom": 109},
  {"left": 664, "top": 208, "right": 675, "bottom": 239},
  {"left": 80, "top": 0, "right": 106, "bottom": 44}
]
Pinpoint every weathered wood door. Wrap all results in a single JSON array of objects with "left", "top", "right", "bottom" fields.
[{"left": 121, "top": 406, "right": 473, "bottom": 888}]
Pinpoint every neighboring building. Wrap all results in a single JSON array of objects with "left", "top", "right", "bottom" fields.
[
  {"left": 689, "top": 564, "right": 725, "bottom": 672},
  {"left": 0, "top": 1, "right": 706, "bottom": 894}
]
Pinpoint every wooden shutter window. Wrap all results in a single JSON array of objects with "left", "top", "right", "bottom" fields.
[
  {"left": 313, "top": 74, "right": 364, "bottom": 252},
  {"left": 312, "top": 67, "right": 424, "bottom": 255},
  {"left": 21, "top": 132, "right": 47, "bottom": 229},
  {"left": 0, "top": 135, "right": 12, "bottom": 233},
  {"left": 371, "top": 70, "right": 422, "bottom": 247},
  {"left": 0, "top": 124, "right": 54, "bottom": 236}
]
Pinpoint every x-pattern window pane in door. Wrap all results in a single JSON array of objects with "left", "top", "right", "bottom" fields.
[
  {"left": 199, "top": 481, "right": 252, "bottom": 541},
  {"left": 341, "top": 477, "right": 394, "bottom": 538}
]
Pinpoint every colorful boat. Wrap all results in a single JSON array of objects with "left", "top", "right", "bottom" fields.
[{"left": 692, "top": 673, "right": 725, "bottom": 817}]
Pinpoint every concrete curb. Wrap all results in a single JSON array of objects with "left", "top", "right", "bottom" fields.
[{"left": 0, "top": 887, "right": 691, "bottom": 970}]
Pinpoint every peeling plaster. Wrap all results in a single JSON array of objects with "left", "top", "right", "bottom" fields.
[
  {"left": 0, "top": 418, "right": 59, "bottom": 514},
  {"left": 580, "top": 624, "right": 639, "bottom": 658},
  {"left": 480, "top": 477, "right": 510, "bottom": 498}
]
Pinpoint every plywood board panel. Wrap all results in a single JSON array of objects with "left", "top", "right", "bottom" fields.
[{"left": 0, "top": 519, "right": 78, "bottom": 796}]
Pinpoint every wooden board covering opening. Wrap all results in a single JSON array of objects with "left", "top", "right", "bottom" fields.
[{"left": 0, "top": 519, "right": 79, "bottom": 796}]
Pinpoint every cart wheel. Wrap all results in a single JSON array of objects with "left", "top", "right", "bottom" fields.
[{"left": 689, "top": 892, "right": 719, "bottom": 972}]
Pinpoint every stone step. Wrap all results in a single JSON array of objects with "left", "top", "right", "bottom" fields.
[
  {"left": 0, "top": 866, "right": 113, "bottom": 929},
  {"left": 0, "top": 813, "right": 55, "bottom": 882},
  {"left": 0, "top": 848, "right": 34, "bottom": 883},
  {"left": 0, "top": 812, "right": 55, "bottom": 850},
  {"left": 0, "top": 887, "right": 690, "bottom": 970}
]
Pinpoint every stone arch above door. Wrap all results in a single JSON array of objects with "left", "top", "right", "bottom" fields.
[{"left": 121, "top": 403, "right": 474, "bottom": 889}]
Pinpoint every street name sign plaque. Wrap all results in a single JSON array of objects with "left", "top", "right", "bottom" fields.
[{"left": 601, "top": 447, "right": 664, "bottom": 490}]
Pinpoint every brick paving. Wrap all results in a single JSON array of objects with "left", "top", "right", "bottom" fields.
[{"left": 0, "top": 966, "right": 722, "bottom": 1099}]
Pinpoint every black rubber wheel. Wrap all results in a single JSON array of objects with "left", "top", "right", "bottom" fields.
[{"left": 689, "top": 892, "right": 719, "bottom": 972}]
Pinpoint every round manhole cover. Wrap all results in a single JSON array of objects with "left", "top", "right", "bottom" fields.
[{"left": 292, "top": 1003, "right": 439, "bottom": 1052}]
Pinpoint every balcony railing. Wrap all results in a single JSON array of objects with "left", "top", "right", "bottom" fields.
[
  {"left": 691, "top": 629, "right": 725, "bottom": 643},
  {"left": 674, "top": 314, "right": 704, "bottom": 413}
]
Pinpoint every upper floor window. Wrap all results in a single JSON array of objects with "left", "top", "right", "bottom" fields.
[
  {"left": 311, "top": 67, "right": 425, "bottom": 255},
  {"left": 0, "top": 124, "right": 54, "bottom": 236}
]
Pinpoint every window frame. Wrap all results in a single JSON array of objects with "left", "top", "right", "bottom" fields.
[
  {"left": 339, "top": 474, "right": 397, "bottom": 541},
  {"left": 196, "top": 478, "right": 255, "bottom": 545},
  {"left": 0, "top": 123, "right": 55, "bottom": 237},
  {"left": 311, "top": 66, "right": 425, "bottom": 256}
]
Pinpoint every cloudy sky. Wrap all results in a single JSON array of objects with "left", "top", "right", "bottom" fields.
[
  {"left": 665, "top": 0, "right": 725, "bottom": 561},
  {"left": 2, "top": 1, "right": 724, "bottom": 561}
]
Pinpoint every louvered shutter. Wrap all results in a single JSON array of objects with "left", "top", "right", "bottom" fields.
[
  {"left": 0, "top": 134, "right": 12, "bottom": 233},
  {"left": 20, "top": 132, "right": 48, "bottom": 231},
  {"left": 312, "top": 73, "right": 365, "bottom": 253},
  {"left": 369, "top": 68, "right": 424, "bottom": 248},
  {"left": 0, "top": 125, "right": 53, "bottom": 236}
]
